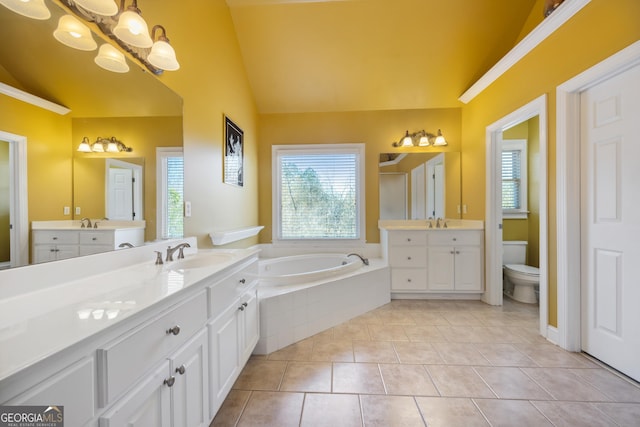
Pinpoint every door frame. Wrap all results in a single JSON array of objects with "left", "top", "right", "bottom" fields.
[
  {"left": 556, "top": 40, "right": 640, "bottom": 352},
  {"left": 0, "top": 130, "right": 28, "bottom": 267},
  {"left": 484, "top": 94, "right": 548, "bottom": 339}
]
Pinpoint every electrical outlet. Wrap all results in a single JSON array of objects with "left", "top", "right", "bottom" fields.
[
  {"left": 63, "top": 206, "right": 70, "bottom": 215},
  {"left": 75, "top": 207, "right": 81, "bottom": 215},
  {"left": 184, "top": 201, "right": 191, "bottom": 217}
]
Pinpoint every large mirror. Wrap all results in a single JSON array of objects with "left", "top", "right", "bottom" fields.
[
  {"left": 0, "top": 1, "right": 183, "bottom": 268},
  {"left": 379, "top": 152, "right": 461, "bottom": 220}
]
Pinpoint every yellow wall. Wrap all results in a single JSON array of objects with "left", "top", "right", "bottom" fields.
[
  {"left": 0, "top": 140, "right": 8, "bottom": 262},
  {"left": 72, "top": 116, "right": 183, "bottom": 242},
  {"left": 258, "top": 109, "right": 461, "bottom": 243},
  {"left": 460, "top": 0, "right": 640, "bottom": 326}
]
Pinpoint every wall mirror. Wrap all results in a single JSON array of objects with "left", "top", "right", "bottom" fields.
[
  {"left": 379, "top": 152, "right": 461, "bottom": 220},
  {"left": 0, "top": 1, "right": 183, "bottom": 268}
]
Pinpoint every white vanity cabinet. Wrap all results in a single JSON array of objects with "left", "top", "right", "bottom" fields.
[
  {"left": 32, "top": 230, "right": 80, "bottom": 262},
  {"left": 380, "top": 223, "right": 484, "bottom": 297},
  {"left": 427, "top": 231, "right": 483, "bottom": 292}
]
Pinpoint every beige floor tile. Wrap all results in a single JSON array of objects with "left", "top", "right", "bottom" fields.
[
  {"left": 210, "top": 389, "right": 250, "bottom": 427},
  {"left": 379, "top": 363, "right": 439, "bottom": 396},
  {"left": 592, "top": 402, "right": 640, "bottom": 426},
  {"left": 409, "top": 312, "right": 451, "bottom": 325},
  {"left": 531, "top": 401, "right": 618, "bottom": 427},
  {"left": 375, "top": 310, "right": 417, "bottom": 325},
  {"left": 403, "top": 325, "right": 449, "bottom": 342},
  {"left": 393, "top": 342, "right": 444, "bottom": 364},
  {"left": 267, "top": 338, "right": 314, "bottom": 361},
  {"left": 569, "top": 368, "right": 640, "bottom": 402},
  {"left": 232, "top": 359, "right": 287, "bottom": 391},
  {"left": 474, "top": 367, "right": 553, "bottom": 400},
  {"left": 332, "top": 362, "right": 385, "bottom": 394},
  {"left": 360, "top": 395, "right": 426, "bottom": 426},
  {"left": 432, "top": 342, "right": 492, "bottom": 365},
  {"left": 473, "top": 399, "right": 553, "bottom": 427},
  {"left": 473, "top": 343, "right": 538, "bottom": 367},
  {"left": 367, "top": 324, "right": 410, "bottom": 341},
  {"left": 441, "top": 311, "right": 482, "bottom": 326},
  {"left": 415, "top": 397, "right": 490, "bottom": 427},
  {"left": 514, "top": 343, "right": 598, "bottom": 368},
  {"left": 300, "top": 393, "right": 363, "bottom": 427},
  {"left": 280, "top": 361, "right": 332, "bottom": 392},
  {"left": 310, "top": 339, "right": 354, "bottom": 362},
  {"left": 353, "top": 340, "right": 398, "bottom": 363},
  {"left": 436, "top": 326, "right": 493, "bottom": 343},
  {"left": 237, "top": 391, "right": 304, "bottom": 427},
  {"left": 521, "top": 367, "right": 611, "bottom": 401},
  {"left": 333, "top": 323, "right": 371, "bottom": 341},
  {"left": 426, "top": 366, "right": 497, "bottom": 398}
]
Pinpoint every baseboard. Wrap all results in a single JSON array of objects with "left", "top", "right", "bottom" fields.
[{"left": 546, "top": 325, "right": 559, "bottom": 345}]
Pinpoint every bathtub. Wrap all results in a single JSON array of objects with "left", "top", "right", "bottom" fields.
[
  {"left": 258, "top": 253, "right": 364, "bottom": 286},
  {"left": 254, "top": 253, "right": 390, "bottom": 355}
]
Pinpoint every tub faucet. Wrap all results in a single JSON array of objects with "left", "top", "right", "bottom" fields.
[
  {"left": 80, "top": 217, "right": 92, "bottom": 228},
  {"left": 347, "top": 253, "right": 369, "bottom": 265},
  {"left": 166, "top": 243, "right": 191, "bottom": 262}
]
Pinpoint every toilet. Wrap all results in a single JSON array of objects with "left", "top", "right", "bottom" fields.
[{"left": 502, "top": 241, "right": 539, "bottom": 304}]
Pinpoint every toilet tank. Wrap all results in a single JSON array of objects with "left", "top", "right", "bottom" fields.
[{"left": 503, "top": 241, "right": 527, "bottom": 264}]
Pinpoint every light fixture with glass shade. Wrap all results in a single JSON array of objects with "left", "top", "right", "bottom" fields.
[
  {"left": 147, "top": 25, "right": 180, "bottom": 71},
  {"left": 77, "top": 136, "right": 132, "bottom": 153},
  {"left": 53, "top": 14, "right": 97, "bottom": 51},
  {"left": 113, "top": 0, "right": 153, "bottom": 48},
  {"left": 73, "top": 0, "right": 118, "bottom": 16},
  {"left": 77, "top": 137, "right": 92, "bottom": 152},
  {"left": 94, "top": 43, "right": 129, "bottom": 73},
  {"left": 0, "top": 0, "right": 50, "bottom": 20},
  {"left": 392, "top": 129, "right": 447, "bottom": 148}
]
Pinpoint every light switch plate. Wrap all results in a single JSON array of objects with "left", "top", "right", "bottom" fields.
[
  {"left": 63, "top": 206, "right": 70, "bottom": 215},
  {"left": 184, "top": 201, "right": 191, "bottom": 217}
]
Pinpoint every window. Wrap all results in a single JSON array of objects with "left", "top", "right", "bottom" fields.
[
  {"left": 502, "top": 139, "right": 528, "bottom": 219},
  {"left": 272, "top": 144, "right": 365, "bottom": 243},
  {"left": 157, "top": 148, "right": 184, "bottom": 239}
]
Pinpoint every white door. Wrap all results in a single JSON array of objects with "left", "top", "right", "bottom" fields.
[
  {"left": 433, "top": 163, "right": 445, "bottom": 218},
  {"left": 580, "top": 64, "right": 640, "bottom": 381},
  {"left": 108, "top": 167, "right": 134, "bottom": 220},
  {"left": 411, "top": 163, "right": 426, "bottom": 219}
]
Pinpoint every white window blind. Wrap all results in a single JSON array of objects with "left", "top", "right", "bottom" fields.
[
  {"left": 166, "top": 156, "right": 184, "bottom": 238},
  {"left": 274, "top": 144, "right": 364, "bottom": 242},
  {"left": 502, "top": 149, "right": 521, "bottom": 210}
]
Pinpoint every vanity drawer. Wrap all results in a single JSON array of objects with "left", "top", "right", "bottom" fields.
[
  {"left": 33, "top": 230, "right": 79, "bottom": 244},
  {"left": 96, "top": 290, "right": 207, "bottom": 407},
  {"left": 80, "top": 231, "right": 115, "bottom": 246},
  {"left": 208, "top": 258, "right": 258, "bottom": 319},
  {"left": 388, "top": 231, "right": 427, "bottom": 246},
  {"left": 389, "top": 246, "right": 427, "bottom": 268},
  {"left": 429, "top": 231, "right": 482, "bottom": 246},
  {"left": 391, "top": 268, "right": 428, "bottom": 291}
]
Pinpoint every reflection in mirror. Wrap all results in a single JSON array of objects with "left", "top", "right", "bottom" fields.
[
  {"left": 0, "top": 1, "right": 183, "bottom": 268},
  {"left": 379, "top": 152, "right": 461, "bottom": 220},
  {"left": 74, "top": 157, "right": 144, "bottom": 221}
]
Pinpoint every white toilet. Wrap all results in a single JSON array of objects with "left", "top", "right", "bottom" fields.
[{"left": 502, "top": 241, "right": 539, "bottom": 304}]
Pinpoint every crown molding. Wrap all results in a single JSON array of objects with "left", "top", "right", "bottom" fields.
[{"left": 0, "top": 82, "right": 71, "bottom": 115}]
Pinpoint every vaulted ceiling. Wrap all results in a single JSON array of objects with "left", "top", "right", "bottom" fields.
[{"left": 226, "top": 0, "right": 539, "bottom": 113}]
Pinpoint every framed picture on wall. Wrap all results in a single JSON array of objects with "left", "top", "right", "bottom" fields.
[{"left": 224, "top": 115, "right": 243, "bottom": 187}]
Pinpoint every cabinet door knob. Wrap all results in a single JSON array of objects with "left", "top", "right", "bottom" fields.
[
  {"left": 455, "top": 251, "right": 460, "bottom": 255},
  {"left": 407, "top": 279, "right": 412, "bottom": 282},
  {"left": 239, "top": 278, "right": 246, "bottom": 284},
  {"left": 92, "top": 237, "right": 97, "bottom": 241},
  {"left": 164, "top": 376, "right": 176, "bottom": 387},
  {"left": 407, "top": 256, "right": 412, "bottom": 260},
  {"left": 238, "top": 305, "right": 245, "bottom": 311},
  {"left": 450, "top": 251, "right": 455, "bottom": 254},
  {"left": 452, "top": 237, "right": 457, "bottom": 241},
  {"left": 52, "top": 237, "right": 58, "bottom": 240},
  {"left": 166, "top": 325, "right": 181, "bottom": 336},
  {"left": 406, "top": 238, "right": 411, "bottom": 242},
  {"left": 242, "top": 302, "right": 248, "bottom": 307},
  {"left": 176, "top": 365, "right": 186, "bottom": 375}
]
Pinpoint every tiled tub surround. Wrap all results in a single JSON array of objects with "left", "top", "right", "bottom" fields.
[
  {"left": 214, "top": 299, "right": 640, "bottom": 427},
  {"left": 0, "top": 239, "right": 261, "bottom": 426}
]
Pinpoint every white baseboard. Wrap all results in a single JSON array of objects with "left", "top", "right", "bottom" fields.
[{"left": 546, "top": 325, "right": 559, "bottom": 345}]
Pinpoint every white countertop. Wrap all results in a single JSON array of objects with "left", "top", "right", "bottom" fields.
[
  {"left": 32, "top": 220, "right": 146, "bottom": 230},
  {"left": 378, "top": 219, "right": 484, "bottom": 230},
  {"left": 0, "top": 247, "right": 259, "bottom": 382}
]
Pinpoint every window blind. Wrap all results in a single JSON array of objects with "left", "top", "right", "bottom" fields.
[
  {"left": 502, "top": 149, "right": 521, "bottom": 210},
  {"left": 166, "top": 156, "right": 184, "bottom": 238}
]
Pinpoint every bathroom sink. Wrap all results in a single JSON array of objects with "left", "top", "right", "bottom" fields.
[{"left": 168, "top": 252, "right": 233, "bottom": 270}]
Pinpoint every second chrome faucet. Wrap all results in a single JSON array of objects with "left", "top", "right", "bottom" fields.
[{"left": 166, "top": 243, "right": 191, "bottom": 262}]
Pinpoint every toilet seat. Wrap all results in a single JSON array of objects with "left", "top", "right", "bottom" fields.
[{"left": 504, "top": 264, "right": 539, "bottom": 277}]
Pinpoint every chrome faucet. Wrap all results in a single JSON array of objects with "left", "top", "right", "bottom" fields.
[
  {"left": 436, "top": 218, "right": 442, "bottom": 228},
  {"left": 118, "top": 242, "right": 134, "bottom": 248},
  {"left": 166, "top": 243, "right": 191, "bottom": 262},
  {"left": 80, "top": 217, "right": 92, "bottom": 228},
  {"left": 346, "top": 253, "right": 369, "bottom": 265}
]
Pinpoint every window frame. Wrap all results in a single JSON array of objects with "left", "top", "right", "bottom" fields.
[
  {"left": 272, "top": 143, "right": 366, "bottom": 245},
  {"left": 502, "top": 139, "right": 528, "bottom": 219},
  {"left": 156, "top": 147, "right": 184, "bottom": 239}
]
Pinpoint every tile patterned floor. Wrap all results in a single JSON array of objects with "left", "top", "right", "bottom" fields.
[{"left": 211, "top": 299, "right": 640, "bottom": 426}]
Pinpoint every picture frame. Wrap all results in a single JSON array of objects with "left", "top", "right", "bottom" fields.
[{"left": 224, "top": 115, "right": 243, "bottom": 187}]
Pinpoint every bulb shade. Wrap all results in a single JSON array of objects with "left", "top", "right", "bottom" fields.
[
  {"left": 53, "top": 15, "right": 97, "bottom": 51},
  {"left": 91, "top": 141, "right": 104, "bottom": 152},
  {"left": 77, "top": 138, "right": 92, "bottom": 152},
  {"left": 73, "top": 0, "right": 118, "bottom": 16},
  {"left": 95, "top": 44, "right": 129, "bottom": 73},
  {"left": 148, "top": 40, "right": 180, "bottom": 71},
  {"left": 418, "top": 136, "right": 430, "bottom": 146},
  {"left": 106, "top": 141, "right": 119, "bottom": 152},
  {"left": 0, "top": 0, "right": 50, "bottom": 20},
  {"left": 113, "top": 10, "right": 153, "bottom": 48},
  {"left": 401, "top": 136, "right": 412, "bottom": 147},
  {"left": 433, "top": 130, "right": 447, "bottom": 146}
]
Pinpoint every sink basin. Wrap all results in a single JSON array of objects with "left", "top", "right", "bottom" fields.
[{"left": 169, "top": 253, "right": 233, "bottom": 270}]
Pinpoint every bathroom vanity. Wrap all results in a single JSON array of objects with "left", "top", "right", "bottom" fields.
[
  {"left": 379, "top": 220, "right": 484, "bottom": 298},
  {"left": 31, "top": 220, "right": 146, "bottom": 263},
  {"left": 0, "top": 240, "right": 259, "bottom": 426}
]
